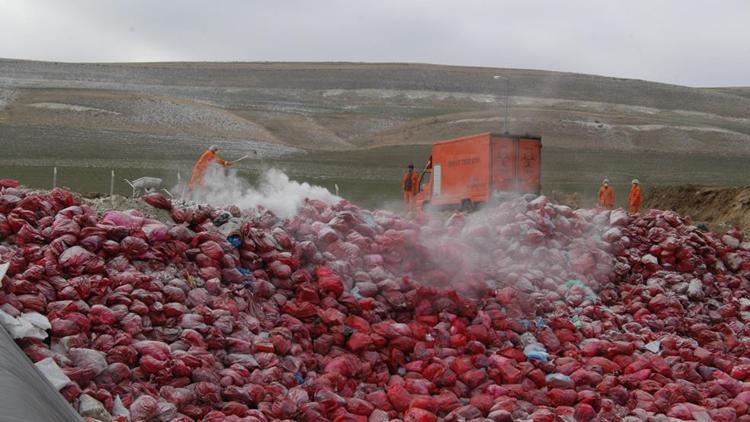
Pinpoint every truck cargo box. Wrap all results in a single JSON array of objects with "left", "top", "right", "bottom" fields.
[{"left": 416, "top": 133, "right": 541, "bottom": 209}]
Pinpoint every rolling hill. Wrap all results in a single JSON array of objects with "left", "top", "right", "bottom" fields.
[{"left": 1, "top": 59, "right": 749, "bottom": 158}]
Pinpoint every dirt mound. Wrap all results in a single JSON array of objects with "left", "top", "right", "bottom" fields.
[
  {"left": 548, "top": 190, "right": 582, "bottom": 209},
  {"left": 644, "top": 185, "right": 750, "bottom": 231},
  {"left": 82, "top": 194, "right": 174, "bottom": 223}
]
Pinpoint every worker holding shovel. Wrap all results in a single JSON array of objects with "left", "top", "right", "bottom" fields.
[{"left": 188, "top": 145, "right": 252, "bottom": 191}]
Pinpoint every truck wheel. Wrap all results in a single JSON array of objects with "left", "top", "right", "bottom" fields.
[{"left": 460, "top": 200, "right": 475, "bottom": 212}]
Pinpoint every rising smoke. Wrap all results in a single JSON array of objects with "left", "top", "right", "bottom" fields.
[
  {"left": 181, "top": 166, "right": 340, "bottom": 219},
  {"left": 180, "top": 166, "right": 614, "bottom": 303},
  {"left": 416, "top": 196, "right": 615, "bottom": 300}
]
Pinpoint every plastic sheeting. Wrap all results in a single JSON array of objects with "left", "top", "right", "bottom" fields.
[{"left": 0, "top": 324, "right": 80, "bottom": 421}]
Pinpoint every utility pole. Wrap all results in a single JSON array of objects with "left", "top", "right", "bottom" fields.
[
  {"left": 493, "top": 75, "right": 510, "bottom": 134},
  {"left": 109, "top": 170, "right": 115, "bottom": 207}
]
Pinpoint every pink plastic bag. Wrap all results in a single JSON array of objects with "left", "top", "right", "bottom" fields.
[
  {"left": 101, "top": 210, "right": 144, "bottom": 230},
  {"left": 142, "top": 193, "right": 173, "bottom": 211}
]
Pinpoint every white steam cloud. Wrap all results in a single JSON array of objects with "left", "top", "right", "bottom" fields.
[
  {"left": 182, "top": 166, "right": 340, "bottom": 219},
  {"left": 417, "top": 196, "right": 615, "bottom": 300}
]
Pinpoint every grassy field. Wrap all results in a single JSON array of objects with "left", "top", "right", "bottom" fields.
[{"left": 2, "top": 141, "right": 749, "bottom": 211}]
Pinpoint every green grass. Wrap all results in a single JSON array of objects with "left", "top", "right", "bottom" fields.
[{"left": 3, "top": 141, "right": 749, "bottom": 211}]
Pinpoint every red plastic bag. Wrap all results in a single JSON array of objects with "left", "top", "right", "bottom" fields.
[
  {"left": 547, "top": 388, "right": 577, "bottom": 407},
  {"left": 346, "top": 398, "right": 374, "bottom": 416},
  {"left": 346, "top": 332, "right": 373, "bottom": 352},
  {"left": 51, "top": 217, "right": 81, "bottom": 238},
  {"left": 387, "top": 383, "right": 412, "bottom": 412},
  {"left": 89, "top": 305, "right": 116, "bottom": 325},
  {"left": 199, "top": 241, "right": 224, "bottom": 261},
  {"left": 459, "top": 368, "right": 487, "bottom": 389},
  {"left": 143, "top": 193, "right": 173, "bottom": 211},
  {"left": 142, "top": 223, "right": 170, "bottom": 243},
  {"left": 121, "top": 236, "right": 149, "bottom": 258},
  {"left": 59, "top": 246, "right": 97, "bottom": 273},
  {"left": 130, "top": 395, "right": 159, "bottom": 421},
  {"left": 317, "top": 266, "right": 344, "bottom": 297},
  {"left": 94, "top": 362, "right": 130, "bottom": 388},
  {"left": 133, "top": 340, "right": 171, "bottom": 360},
  {"left": 0, "top": 179, "right": 20, "bottom": 188},
  {"left": 404, "top": 407, "right": 437, "bottom": 422},
  {"left": 324, "top": 356, "right": 360, "bottom": 378},
  {"left": 140, "top": 355, "right": 168, "bottom": 374}
]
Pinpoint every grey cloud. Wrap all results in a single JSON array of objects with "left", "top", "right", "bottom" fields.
[{"left": 0, "top": 0, "right": 748, "bottom": 86}]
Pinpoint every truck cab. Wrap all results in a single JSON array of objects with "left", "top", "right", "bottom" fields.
[{"left": 415, "top": 133, "right": 541, "bottom": 211}]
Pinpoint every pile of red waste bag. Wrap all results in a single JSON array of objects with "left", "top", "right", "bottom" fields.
[{"left": 2, "top": 179, "right": 750, "bottom": 421}]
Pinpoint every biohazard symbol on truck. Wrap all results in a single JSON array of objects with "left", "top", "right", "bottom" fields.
[
  {"left": 521, "top": 153, "right": 536, "bottom": 168},
  {"left": 499, "top": 154, "right": 512, "bottom": 168}
]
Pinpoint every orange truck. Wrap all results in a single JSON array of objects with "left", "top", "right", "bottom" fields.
[{"left": 415, "top": 132, "right": 542, "bottom": 211}]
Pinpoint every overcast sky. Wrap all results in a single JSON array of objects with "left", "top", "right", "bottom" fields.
[{"left": 1, "top": 0, "right": 748, "bottom": 87}]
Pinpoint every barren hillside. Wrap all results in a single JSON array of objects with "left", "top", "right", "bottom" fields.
[
  {"left": 1, "top": 59, "right": 750, "bottom": 156},
  {"left": 644, "top": 185, "right": 750, "bottom": 231}
]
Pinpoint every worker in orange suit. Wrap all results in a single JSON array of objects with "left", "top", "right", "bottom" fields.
[
  {"left": 597, "top": 178, "right": 615, "bottom": 209},
  {"left": 402, "top": 164, "right": 419, "bottom": 213},
  {"left": 188, "top": 145, "right": 232, "bottom": 190},
  {"left": 629, "top": 179, "right": 642, "bottom": 213}
]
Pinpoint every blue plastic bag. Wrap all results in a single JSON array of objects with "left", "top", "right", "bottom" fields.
[
  {"left": 294, "top": 371, "right": 305, "bottom": 385},
  {"left": 524, "top": 344, "right": 549, "bottom": 362},
  {"left": 227, "top": 235, "right": 242, "bottom": 249}
]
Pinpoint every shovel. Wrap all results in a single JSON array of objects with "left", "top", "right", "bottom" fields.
[{"left": 231, "top": 150, "right": 259, "bottom": 165}]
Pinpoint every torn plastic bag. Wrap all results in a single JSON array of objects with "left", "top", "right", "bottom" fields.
[
  {"left": 0, "top": 309, "right": 49, "bottom": 340},
  {"left": 112, "top": 395, "right": 130, "bottom": 420},
  {"left": 520, "top": 333, "right": 550, "bottom": 362},
  {"left": 79, "top": 393, "right": 112, "bottom": 421},
  {"left": 643, "top": 340, "right": 661, "bottom": 354}
]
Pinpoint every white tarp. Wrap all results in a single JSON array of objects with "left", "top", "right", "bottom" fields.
[
  {"left": 0, "top": 262, "right": 8, "bottom": 287},
  {"left": 0, "top": 324, "right": 81, "bottom": 421}
]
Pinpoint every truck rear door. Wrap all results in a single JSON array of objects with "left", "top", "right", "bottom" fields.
[
  {"left": 490, "top": 138, "right": 515, "bottom": 192},
  {"left": 490, "top": 135, "right": 541, "bottom": 194},
  {"left": 517, "top": 138, "right": 541, "bottom": 193}
]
